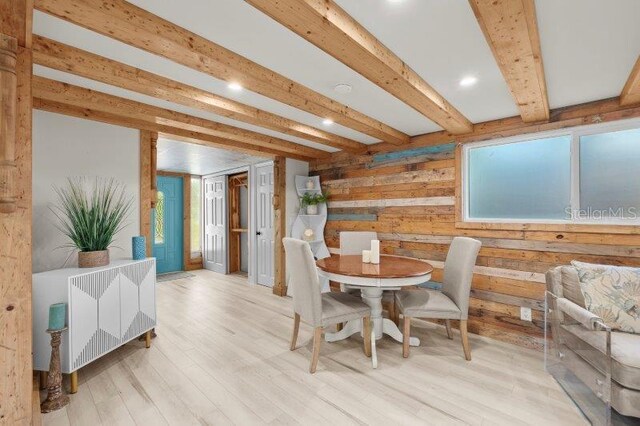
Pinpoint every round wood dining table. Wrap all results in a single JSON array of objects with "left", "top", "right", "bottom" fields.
[{"left": 316, "top": 254, "right": 433, "bottom": 367}]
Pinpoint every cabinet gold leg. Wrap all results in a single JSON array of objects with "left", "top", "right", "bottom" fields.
[
  {"left": 70, "top": 371, "right": 78, "bottom": 394},
  {"left": 145, "top": 330, "right": 152, "bottom": 348}
]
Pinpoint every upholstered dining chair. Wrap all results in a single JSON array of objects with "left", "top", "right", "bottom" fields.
[
  {"left": 395, "top": 237, "right": 481, "bottom": 360},
  {"left": 284, "top": 238, "right": 373, "bottom": 373},
  {"left": 338, "top": 232, "right": 397, "bottom": 325},
  {"left": 339, "top": 231, "right": 378, "bottom": 293}
]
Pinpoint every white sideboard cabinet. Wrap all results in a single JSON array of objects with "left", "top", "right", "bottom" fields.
[{"left": 33, "top": 258, "right": 156, "bottom": 390}]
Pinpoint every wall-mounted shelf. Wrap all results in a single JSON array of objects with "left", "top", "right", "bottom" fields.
[{"left": 292, "top": 175, "right": 330, "bottom": 261}]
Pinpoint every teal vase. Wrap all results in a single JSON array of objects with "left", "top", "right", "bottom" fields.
[{"left": 132, "top": 236, "right": 146, "bottom": 260}]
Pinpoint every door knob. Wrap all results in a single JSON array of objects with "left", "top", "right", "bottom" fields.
[{"left": 256, "top": 231, "right": 262, "bottom": 235}]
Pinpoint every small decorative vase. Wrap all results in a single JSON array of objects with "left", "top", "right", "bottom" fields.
[
  {"left": 303, "top": 228, "right": 315, "bottom": 242},
  {"left": 305, "top": 179, "right": 315, "bottom": 190},
  {"left": 307, "top": 204, "right": 318, "bottom": 215},
  {"left": 78, "top": 250, "right": 109, "bottom": 268},
  {"left": 132, "top": 236, "right": 146, "bottom": 260}
]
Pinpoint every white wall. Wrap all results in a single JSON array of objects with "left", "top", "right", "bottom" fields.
[
  {"left": 33, "top": 111, "right": 140, "bottom": 273},
  {"left": 285, "top": 158, "right": 309, "bottom": 237}
]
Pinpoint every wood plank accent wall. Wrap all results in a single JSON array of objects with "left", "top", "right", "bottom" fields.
[
  {"left": 311, "top": 123, "right": 640, "bottom": 351},
  {"left": 0, "top": 0, "right": 34, "bottom": 422}
]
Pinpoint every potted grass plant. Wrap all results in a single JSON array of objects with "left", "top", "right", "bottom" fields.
[
  {"left": 300, "top": 192, "right": 328, "bottom": 215},
  {"left": 52, "top": 178, "right": 133, "bottom": 268}
]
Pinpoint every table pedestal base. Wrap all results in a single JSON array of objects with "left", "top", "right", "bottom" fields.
[{"left": 325, "top": 287, "right": 420, "bottom": 347}]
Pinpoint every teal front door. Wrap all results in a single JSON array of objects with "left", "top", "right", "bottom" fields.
[{"left": 152, "top": 176, "right": 184, "bottom": 274}]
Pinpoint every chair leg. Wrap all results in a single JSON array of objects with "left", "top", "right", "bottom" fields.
[
  {"left": 310, "top": 327, "right": 323, "bottom": 374},
  {"left": 387, "top": 297, "right": 397, "bottom": 325},
  {"left": 403, "top": 317, "right": 411, "bottom": 358},
  {"left": 460, "top": 320, "right": 471, "bottom": 361},
  {"left": 363, "top": 316, "right": 372, "bottom": 357},
  {"left": 445, "top": 320, "right": 453, "bottom": 340},
  {"left": 290, "top": 313, "right": 300, "bottom": 351}
]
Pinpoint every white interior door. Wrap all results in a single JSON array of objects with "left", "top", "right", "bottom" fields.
[
  {"left": 203, "top": 175, "right": 227, "bottom": 274},
  {"left": 255, "top": 164, "right": 274, "bottom": 287}
]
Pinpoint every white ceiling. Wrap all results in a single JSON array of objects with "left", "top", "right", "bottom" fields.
[
  {"left": 157, "top": 137, "right": 267, "bottom": 176},
  {"left": 32, "top": 0, "right": 640, "bottom": 155}
]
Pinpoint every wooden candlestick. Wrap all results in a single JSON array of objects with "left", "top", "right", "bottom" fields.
[{"left": 40, "top": 328, "right": 70, "bottom": 413}]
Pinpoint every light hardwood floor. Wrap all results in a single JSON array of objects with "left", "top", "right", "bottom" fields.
[{"left": 42, "top": 269, "right": 586, "bottom": 425}]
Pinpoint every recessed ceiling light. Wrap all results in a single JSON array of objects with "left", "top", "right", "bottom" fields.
[
  {"left": 228, "top": 82, "right": 243, "bottom": 91},
  {"left": 459, "top": 76, "right": 478, "bottom": 87},
  {"left": 334, "top": 83, "right": 352, "bottom": 94},
  {"left": 322, "top": 118, "right": 334, "bottom": 126}
]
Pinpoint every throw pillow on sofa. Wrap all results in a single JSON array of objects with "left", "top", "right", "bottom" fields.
[{"left": 571, "top": 261, "right": 640, "bottom": 334}]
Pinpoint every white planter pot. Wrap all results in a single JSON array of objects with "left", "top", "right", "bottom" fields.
[{"left": 307, "top": 204, "right": 318, "bottom": 215}]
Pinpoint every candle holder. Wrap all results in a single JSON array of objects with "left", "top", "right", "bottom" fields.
[{"left": 41, "top": 327, "right": 70, "bottom": 413}]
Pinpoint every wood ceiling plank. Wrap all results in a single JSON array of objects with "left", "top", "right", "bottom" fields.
[
  {"left": 245, "top": 0, "right": 473, "bottom": 135},
  {"left": 34, "top": 0, "right": 409, "bottom": 145},
  {"left": 621, "top": 56, "right": 640, "bottom": 106},
  {"left": 32, "top": 35, "right": 365, "bottom": 153},
  {"left": 32, "top": 76, "right": 328, "bottom": 160},
  {"left": 469, "top": 0, "right": 549, "bottom": 122}
]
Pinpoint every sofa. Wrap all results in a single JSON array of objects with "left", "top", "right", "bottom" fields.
[{"left": 546, "top": 265, "right": 640, "bottom": 421}]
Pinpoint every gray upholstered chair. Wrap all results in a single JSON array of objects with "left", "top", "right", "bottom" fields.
[
  {"left": 338, "top": 232, "right": 397, "bottom": 325},
  {"left": 284, "top": 238, "right": 372, "bottom": 373},
  {"left": 339, "top": 231, "right": 378, "bottom": 256},
  {"left": 395, "top": 237, "right": 481, "bottom": 360},
  {"left": 339, "top": 231, "right": 378, "bottom": 294}
]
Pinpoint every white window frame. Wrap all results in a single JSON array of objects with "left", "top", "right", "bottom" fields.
[{"left": 462, "top": 117, "right": 640, "bottom": 225}]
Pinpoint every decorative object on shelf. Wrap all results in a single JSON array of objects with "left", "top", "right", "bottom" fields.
[
  {"left": 362, "top": 250, "right": 371, "bottom": 263},
  {"left": 40, "top": 327, "right": 69, "bottom": 413},
  {"left": 132, "top": 235, "right": 146, "bottom": 260},
  {"left": 303, "top": 228, "right": 315, "bottom": 242},
  {"left": 48, "top": 303, "right": 66, "bottom": 331},
  {"left": 300, "top": 191, "right": 328, "bottom": 215},
  {"left": 51, "top": 177, "right": 133, "bottom": 268},
  {"left": 371, "top": 240, "right": 381, "bottom": 264},
  {"left": 305, "top": 178, "right": 315, "bottom": 190}
]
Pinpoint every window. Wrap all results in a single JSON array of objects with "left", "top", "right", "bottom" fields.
[
  {"left": 154, "top": 191, "right": 164, "bottom": 244},
  {"left": 463, "top": 120, "right": 640, "bottom": 224},
  {"left": 579, "top": 128, "right": 640, "bottom": 220},
  {"left": 190, "top": 177, "right": 202, "bottom": 258}
]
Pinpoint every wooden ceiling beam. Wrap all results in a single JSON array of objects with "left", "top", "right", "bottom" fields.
[
  {"left": 33, "top": 98, "right": 309, "bottom": 161},
  {"left": 34, "top": 0, "right": 409, "bottom": 145},
  {"left": 469, "top": 0, "right": 549, "bottom": 123},
  {"left": 620, "top": 56, "right": 640, "bottom": 107},
  {"left": 245, "top": 0, "right": 473, "bottom": 135},
  {"left": 32, "top": 77, "right": 322, "bottom": 161},
  {"left": 32, "top": 35, "right": 365, "bottom": 153}
]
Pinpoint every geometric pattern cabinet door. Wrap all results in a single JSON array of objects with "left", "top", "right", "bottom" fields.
[
  {"left": 69, "top": 268, "right": 121, "bottom": 371},
  {"left": 120, "top": 260, "right": 156, "bottom": 342}
]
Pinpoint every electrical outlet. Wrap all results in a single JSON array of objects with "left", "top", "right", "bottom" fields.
[{"left": 520, "top": 307, "right": 532, "bottom": 322}]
